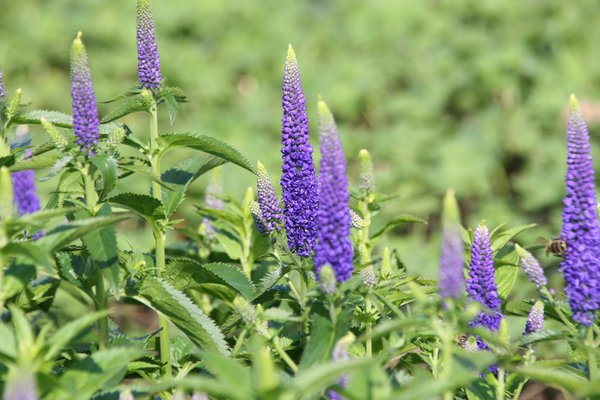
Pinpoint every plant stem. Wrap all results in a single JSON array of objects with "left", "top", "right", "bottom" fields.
[
  {"left": 588, "top": 327, "right": 597, "bottom": 381},
  {"left": 273, "top": 337, "right": 299, "bottom": 373},
  {"left": 149, "top": 102, "right": 161, "bottom": 200},
  {"left": 84, "top": 164, "right": 107, "bottom": 348},
  {"left": 149, "top": 101, "right": 171, "bottom": 377},
  {"left": 95, "top": 269, "right": 109, "bottom": 349},
  {"left": 365, "top": 296, "right": 372, "bottom": 358},
  {"left": 496, "top": 368, "right": 505, "bottom": 400},
  {"left": 541, "top": 286, "right": 576, "bottom": 332},
  {"left": 154, "top": 226, "right": 171, "bottom": 377}
]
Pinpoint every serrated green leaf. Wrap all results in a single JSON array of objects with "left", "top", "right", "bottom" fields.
[
  {"left": 370, "top": 214, "right": 426, "bottom": 240},
  {"left": 101, "top": 94, "right": 148, "bottom": 123},
  {"left": 9, "top": 155, "right": 61, "bottom": 172},
  {"left": 252, "top": 266, "right": 283, "bottom": 300},
  {"left": 0, "top": 263, "right": 36, "bottom": 301},
  {"left": 136, "top": 277, "right": 229, "bottom": 355},
  {"left": 2, "top": 242, "right": 53, "bottom": 274},
  {"left": 161, "top": 156, "right": 226, "bottom": 217},
  {"left": 290, "top": 358, "right": 372, "bottom": 398},
  {"left": 37, "top": 215, "right": 129, "bottom": 252},
  {"left": 47, "top": 347, "right": 144, "bottom": 400},
  {"left": 167, "top": 259, "right": 255, "bottom": 299},
  {"left": 79, "top": 204, "right": 119, "bottom": 294},
  {"left": 108, "top": 193, "right": 164, "bottom": 221},
  {"left": 158, "top": 132, "right": 256, "bottom": 174},
  {"left": 91, "top": 155, "right": 118, "bottom": 200},
  {"left": 200, "top": 351, "right": 253, "bottom": 395},
  {"left": 39, "top": 155, "right": 74, "bottom": 182},
  {"left": 45, "top": 310, "right": 110, "bottom": 361},
  {"left": 495, "top": 265, "right": 519, "bottom": 299},
  {"left": 12, "top": 110, "right": 73, "bottom": 127},
  {"left": 491, "top": 223, "right": 537, "bottom": 252},
  {"left": 519, "top": 329, "right": 571, "bottom": 346},
  {"left": 299, "top": 315, "right": 335, "bottom": 370}
]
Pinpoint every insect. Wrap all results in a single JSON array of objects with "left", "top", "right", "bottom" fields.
[{"left": 543, "top": 237, "right": 567, "bottom": 257}]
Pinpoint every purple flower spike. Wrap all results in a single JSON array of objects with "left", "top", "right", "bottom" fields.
[
  {"left": 439, "top": 189, "right": 464, "bottom": 300},
  {"left": 12, "top": 150, "right": 42, "bottom": 239},
  {"left": 256, "top": 161, "right": 283, "bottom": 234},
  {"left": 280, "top": 45, "right": 318, "bottom": 257},
  {"left": 328, "top": 334, "right": 353, "bottom": 400},
  {"left": 137, "top": 0, "right": 163, "bottom": 90},
  {"left": 314, "top": 98, "right": 353, "bottom": 282},
  {"left": 70, "top": 32, "right": 100, "bottom": 155},
  {"left": 525, "top": 301, "right": 544, "bottom": 334},
  {"left": 467, "top": 225, "right": 502, "bottom": 343},
  {"left": 560, "top": 95, "right": 600, "bottom": 326},
  {"left": 515, "top": 244, "right": 547, "bottom": 289},
  {"left": 0, "top": 66, "right": 5, "bottom": 102}
]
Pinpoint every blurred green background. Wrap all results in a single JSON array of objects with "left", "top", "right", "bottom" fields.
[{"left": 2, "top": 0, "right": 600, "bottom": 280}]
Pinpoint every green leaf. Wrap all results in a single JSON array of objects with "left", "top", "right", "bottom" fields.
[
  {"left": 91, "top": 155, "right": 118, "bottom": 200},
  {"left": 495, "top": 265, "right": 519, "bottom": 299},
  {"left": 136, "top": 277, "right": 229, "bottom": 355},
  {"left": 518, "top": 329, "right": 571, "bottom": 346},
  {"left": 299, "top": 315, "right": 335, "bottom": 370},
  {"left": 2, "top": 242, "right": 53, "bottom": 275},
  {"left": 108, "top": 193, "right": 164, "bottom": 221},
  {"left": 200, "top": 350, "right": 253, "bottom": 395},
  {"left": 37, "top": 215, "right": 129, "bottom": 253},
  {"left": 158, "top": 132, "right": 256, "bottom": 174},
  {"left": 0, "top": 323, "right": 17, "bottom": 359},
  {"left": 289, "top": 358, "right": 372, "bottom": 398},
  {"left": 370, "top": 214, "right": 426, "bottom": 240},
  {"left": 167, "top": 259, "right": 255, "bottom": 299},
  {"left": 79, "top": 204, "right": 120, "bottom": 294},
  {"left": 101, "top": 94, "right": 148, "bottom": 123},
  {"left": 9, "top": 155, "right": 61, "bottom": 172},
  {"left": 45, "top": 310, "right": 110, "bottom": 361},
  {"left": 47, "top": 347, "right": 144, "bottom": 400},
  {"left": 12, "top": 110, "right": 73, "bottom": 127},
  {"left": 515, "top": 366, "right": 588, "bottom": 394},
  {"left": 0, "top": 263, "right": 36, "bottom": 301},
  {"left": 39, "top": 155, "right": 74, "bottom": 182},
  {"left": 161, "top": 156, "right": 226, "bottom": 217},
  {"left": 491, "top": 223, "right": 537, "bottom": 253}
]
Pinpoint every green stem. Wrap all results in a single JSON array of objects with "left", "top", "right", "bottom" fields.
[
  {"left": 588, "top": 327, "right": 597, "bottom": 381},
  {"left": 95, "top": 269, "right": 109, "bottom": 349},
  {"left": 154, "top": 227, "right": 171, "bottom": 377},
  {"left": 273, "top": 337, "right": 299, "bottom": 373},
  {"left": 496, "top": 368, "right": 505, "bottom": 400},
  {"left": 365, "top": 296, "right": 372, "bottom": 358},
  {"left": 149, "top": 101, "right": 171, "bottom": 377},
  {"left": 149, "top": 103, "right": 161, "bottom": 200}
]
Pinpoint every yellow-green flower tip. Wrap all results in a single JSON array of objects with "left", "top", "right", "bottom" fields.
[
  {"left": 286, "top": 44, "right": 296, "bottom": 63},
  {"left": 257, "top": 160, "right": 266, "bottom": 174},
  {"left": 569, "top": 94, "right": 580, "bottom": 112},
  {"left": 442, "top": 188, "right": 460, "bottom": 226},
  {"left": 317, "top": 96, "right": 334, "bottom": 125},
  {"left": 71, "top": 31, "right": 87, "bottom": 57}
]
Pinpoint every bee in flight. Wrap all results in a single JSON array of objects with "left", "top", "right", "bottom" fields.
[{"left": 543, "top": 237, "right": 567, "bottom": 258}]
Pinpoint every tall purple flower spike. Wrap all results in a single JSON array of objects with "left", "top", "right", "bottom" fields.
[
  {"left": 314, "top": 98, "right": 353, "bottom": 282},
  {"left": 70, "top": 32, "right": 100, "bottom": 155},
  {"left": 12, "top": 150, "right": 42, "bottom": 239},
  {"left": 256, "top": 161, "right": 283, "bottom": 234},
  {"left": 439, "top": 189, "right": 464, "bottom": 300},
  {"left": 467, "top": 225, "right": 502, "bottom": 350},
  {"left": 137, "top": 0, "right": 163, "bottom": 90},
  {"left": 524, "top": 301, "right": 544, "bottom": 334},
  {"left": 560, "top": 95, "right": 600, "bottom": 326},
  {"left": 515, "top": 244, "right": 547, "bottom": 289},
  {"left": 12, "top": 151, "right": 41, "bottom": 217},
  {"left": 280, "top": 45, "right": 318, "bottom": 257},
  {"left": 0, "top": 66, "right": 5, "bottom": 102}
]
